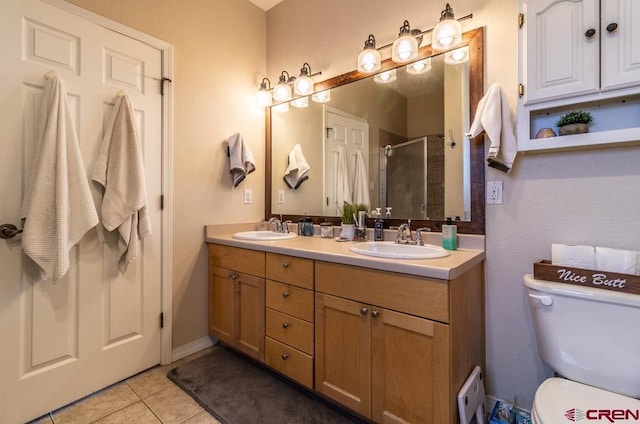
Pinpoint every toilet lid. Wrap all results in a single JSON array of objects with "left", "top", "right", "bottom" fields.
[{"left": 533, "top": 378, "right": 640, "bottom": 424}]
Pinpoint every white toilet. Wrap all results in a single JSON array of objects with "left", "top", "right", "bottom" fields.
[{"left": 524, "top": 274, "right": 640, "bottom": 423}]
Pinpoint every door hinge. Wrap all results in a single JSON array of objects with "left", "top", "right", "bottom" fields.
[
  {"left": 518, "top": 84, "right": 524, "bottom": 97},
  {"left": 160, "top": 312, "right": 164, "bottom": 329},
  {"left": 518, "top": 13, "right": 524, "bottom": 28},
  {"left": 160, "top": 194, "right": 164, "bottom": 210}
]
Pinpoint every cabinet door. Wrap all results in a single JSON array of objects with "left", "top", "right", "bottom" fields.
[
  {"left": 371, "top": 309, "right": 450, "bottom": 424},
  {"left": 208, "top": 265, "right": 235, "bottom": 345},
  {"left": 522, "top": 0, "right": 599, "bottom": 104},
  {"left": 236, "top": 272, "right": 265, "bottom": 361},
  {"left": 601, "top": 0, "right": 640, "bottom": 91},
  {"left": 315, "top": 293, "right": 372, "bottom": 418}
]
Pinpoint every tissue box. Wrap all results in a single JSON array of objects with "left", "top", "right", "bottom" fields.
[
  {"left": 533, "top": 260, "right": 640, "bottom": 296},
  {"left": 489, "top": 401, "right": 515, "bottom": 424}
]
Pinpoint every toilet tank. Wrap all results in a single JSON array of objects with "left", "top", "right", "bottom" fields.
[{"left": 524, "top": 274, "right": 640, "bottom": 398}]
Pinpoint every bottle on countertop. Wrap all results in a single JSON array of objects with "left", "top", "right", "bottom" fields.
[
  {"left": 442, "top": 217, "right": 457, "bottom": 250},
  {"left": 374, "top": 208, "right": 384, "bottom": 241}
]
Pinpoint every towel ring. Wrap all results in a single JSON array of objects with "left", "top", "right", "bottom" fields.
[{"left": 0, "top": 223, "right": 23, "bottom": 239}]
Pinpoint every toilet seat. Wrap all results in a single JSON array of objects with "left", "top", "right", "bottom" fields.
[{"left": 532, "top": 378, "right": 640, "bottom": 424}]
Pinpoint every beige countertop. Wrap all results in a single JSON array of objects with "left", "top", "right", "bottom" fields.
[{"left": 205, "top": 224, "right": 485, "bottom": 280}]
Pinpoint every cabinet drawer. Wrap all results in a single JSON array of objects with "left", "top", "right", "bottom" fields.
[
  {"left": 208, "top": 244, "right": 265, "bottom": 278},
  {"left": 266, "top": 253, "right": 313, "bottom": 289},
  {"left": 265, "top": 337, "right": 313, "bottom": 389},
  {"left": 266, "top": 280, "right": 314, "bottom": 322},
  {"left": 315, "top": 261, "right": 450, "bottom": 323},
  {"left": 266, "top": 308, "right": 313, "bottom": 355}
]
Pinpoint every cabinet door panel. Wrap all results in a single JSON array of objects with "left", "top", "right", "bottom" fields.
[
  {"left": 208, "top": 266, "right": 235, "bottom": 345},
  {"left": 371, "top": 309, "right": 450, "bottom": 424},
  {"left": 236, "top": 273, "right": 265, "bottom": 361},
  {"left": 523, "top": 0, "right": 599, "bottom": 104},
  {"left": 315, "top": 293, "right": 371, "bottom": 418},
  {"left": 601, "top": 0, "right": 640, "bottom": 91}
]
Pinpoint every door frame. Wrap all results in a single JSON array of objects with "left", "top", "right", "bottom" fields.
[{"left": 45, "top": 0, "right": 174, "bottom": 365}]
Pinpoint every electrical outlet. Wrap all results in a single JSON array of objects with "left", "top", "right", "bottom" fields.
[
  {"left": 243, "top": 188, "right": 252, "bottom": 204},
  {"left": 277, "top": 190, "right": 285, "bottom": 204},
  {"left": 487, "top": 181, "right": 503, "bottom": 204}
]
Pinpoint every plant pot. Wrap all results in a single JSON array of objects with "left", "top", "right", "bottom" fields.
[
  {"left": 340, "top": 223, "right": 355, "bottom": 241},
  {"left": 559, "top": 123, "right": 589, "bottom": 136}
]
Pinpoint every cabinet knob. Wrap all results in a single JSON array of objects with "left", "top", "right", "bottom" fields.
[
  {"left": 282, "top": 291, "right": 290, "bottom": 298},
  {"left": 606, "top": 23, "right": 618, "bottom": 33},
  {"left": 281, "top": 353, "right": 289, "bottom": 360},
  {"left": 282, "top": 322, "right": 289, "bottom": 329},
  {"left": 227, "top": 272, "right": 237, "bottom": 279},
  {"left": 360, "top": 307, "right": 369, "bottom": 315},
  {"left": 371, "top": 310, "right": 379, "bottom": 318},
  {"left": 282, "top": 262, "right": 290, "bottom": 268},
  {"left": 584, "top": 28, "right": 596, "bottom": 38}
]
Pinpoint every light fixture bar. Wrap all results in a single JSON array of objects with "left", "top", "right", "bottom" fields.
[{"left": 373, "top": 13, "right": 472, "bottom": 52}]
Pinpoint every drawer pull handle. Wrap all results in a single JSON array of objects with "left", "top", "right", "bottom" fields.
[
  {"left": 281, "top": 353, "right": 289, "bottom": 360},
  {"left": 371, "top": 310, "right": 379, "bottom": 318},
  {"left": 282, "top": 322, "right": 289, "bottom": 329},
  {"left": 282, "top": 262, "right": 290, "bottom": 268},
  {"left": 282, "top": 291, "right": 290, "bottom": 298},
  {"left": 360, "top": 307, "right": 368, "bottom": 315}
]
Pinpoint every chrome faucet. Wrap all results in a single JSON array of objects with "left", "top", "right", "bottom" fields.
[
  {"left": 414, "top": 227, "right": 431, "bottom": 246},
  {"left": 395, "top": 220, "right": 413, "bottom": 244},
  {"left": 268, "top": 217, "right": 291, "bottom": 233}
]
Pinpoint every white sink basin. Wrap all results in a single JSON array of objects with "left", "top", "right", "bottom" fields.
[
  {"left": 232, "top": 230, "right": 297, "bottom": 241},
  {"left": 350, "top": 241, "right": 450, "bottom": 259}
]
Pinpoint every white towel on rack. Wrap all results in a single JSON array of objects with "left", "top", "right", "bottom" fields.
[
  {"left": 283, "top": 143, "right": 310, "bottom": 189},
  {"left": 227, "top": 133, "right": 255, "bottom": 187},
  {"left": 335, "top": 145, "right": 352, "bottom": 215},
  {"left": 92, "top": 93, "right": 151, "bottom": 273},
  {"left": 20, "top": 72, "right": 99, "bottom": 282},
  {"left": 468, "top": 83, "right": 517, "bottom": 174},
  {"left": 352, "top": 150, "right": 370, "bottom": 208}
]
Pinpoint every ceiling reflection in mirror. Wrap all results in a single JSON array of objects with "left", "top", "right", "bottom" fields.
[{"left": 266, "top": 28, "right": 484, "bottom": 234}]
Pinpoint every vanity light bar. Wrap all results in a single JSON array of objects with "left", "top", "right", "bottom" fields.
[{"left": 256, "top": 64, "right": 323, "bottom": 108}]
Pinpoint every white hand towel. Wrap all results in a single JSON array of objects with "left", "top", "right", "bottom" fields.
[
  {"left": 468, "top": 83, "right": 517, "bottom": 174},
  {"left": 335, "top": 145, "right": 352, "bottom": 215},
  {"left": 227, "top": 133, "right": 255, "bottom": 187},
  {"left": 352, "top": 150, "right": 370, "bottom": 208},
  {"left": 20, "top": 72, "right": 99, "bottom": 282},
  {"left": 283, "top": 143, "right": 310, "bottom": 189},
  {"left": 92, "top": 93, "right": 151, "bottom": 273}
]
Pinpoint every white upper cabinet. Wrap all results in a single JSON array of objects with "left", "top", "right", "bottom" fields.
[
  {"left": 522, "top": 0, "right": 599, "bottom": 105},
  {"left": 518, "top": 0, "right": 640, "bottom": 153},
  {"left": 601, "top": 0, "right": 640, "bottom": 91}
]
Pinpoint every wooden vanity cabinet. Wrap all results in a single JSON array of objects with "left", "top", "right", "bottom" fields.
[
  {"left": 315, "top": 261, "right": 484, "bottom": 424},
  {"left": 264, "top": 253, "right": 315, "bottom": 389},
  {"left": 208, "top": 244, "right": 266, "bottom": 361}
]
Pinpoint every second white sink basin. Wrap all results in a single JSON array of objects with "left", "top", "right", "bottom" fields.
[
  {"left": 232, "top": 231, "right": 297, "bottom": 241},
  {"left": 350, "top": 241, "right": 450, "bottom": 259}
]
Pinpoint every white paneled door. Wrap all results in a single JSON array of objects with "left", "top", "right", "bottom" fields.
[{"left": 0, "top": 1, "right": 165, "bottom": 422}]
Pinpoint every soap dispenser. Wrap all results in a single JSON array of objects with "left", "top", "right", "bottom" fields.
[
  {"left": 374, "top": 208, "right": 384, "bottom": 241},
  {"left": 442, "top": 217, "right": 457, "bottom": 250}
]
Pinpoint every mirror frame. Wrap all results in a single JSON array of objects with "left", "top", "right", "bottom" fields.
[{"left": 265, "top": 27, "right": 485, "bottom": 234}]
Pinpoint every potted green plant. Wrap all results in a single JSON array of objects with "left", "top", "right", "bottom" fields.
[
  {"left": 340, "top": 202, "right": 358, "bottom": 240},
  {"left": 556, "top": 110, "right": 593, "bottom": 136}
]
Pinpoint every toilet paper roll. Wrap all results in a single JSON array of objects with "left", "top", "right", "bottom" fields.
[
  {"left": 595, "top": 247, "right": 639, "bottom": 275},
  {"left": 551, "top": 244, "right": 596, "bottom": 269}
]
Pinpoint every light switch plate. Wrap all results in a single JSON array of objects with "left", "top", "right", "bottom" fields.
[
  {"left": 243, "top": 188, "right": 252, "bottom": 204},
  {"left": 277, "top": 190, "right": 285, "bottom": 204}
]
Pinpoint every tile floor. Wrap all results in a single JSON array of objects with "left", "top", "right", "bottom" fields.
[{"left": 28, "top": 347, "right": 221, "bottom": 424}]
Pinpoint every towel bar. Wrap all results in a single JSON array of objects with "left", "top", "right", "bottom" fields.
[{"left": 0, "top": 223, "right": 23, "bottom": 239}]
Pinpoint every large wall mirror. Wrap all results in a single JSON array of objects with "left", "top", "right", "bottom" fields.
[{"left": 265, "top": 27, "right": 484, "bottom": 234}]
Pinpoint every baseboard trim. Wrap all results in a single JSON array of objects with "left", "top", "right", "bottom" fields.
[{"left": 171, "top": 336, "right": 215, "bottom": 362}]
